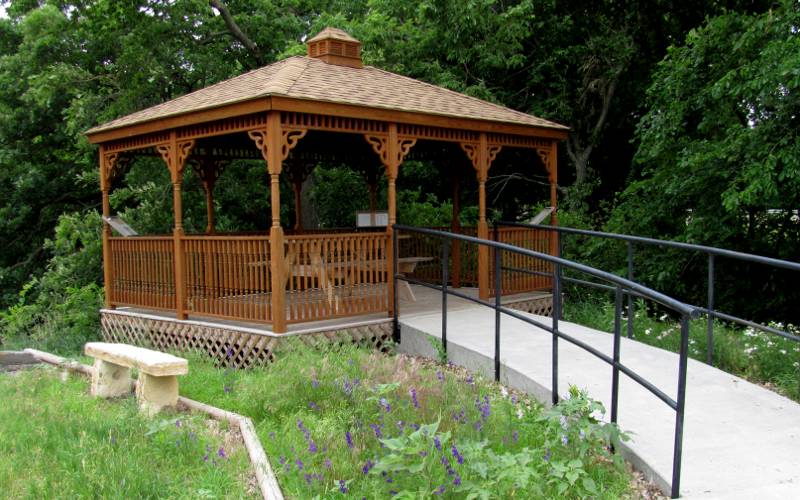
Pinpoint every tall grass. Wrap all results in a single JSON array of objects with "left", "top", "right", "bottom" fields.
[{"left": 0, "top": 368, "right": 254, "bottom": 498}]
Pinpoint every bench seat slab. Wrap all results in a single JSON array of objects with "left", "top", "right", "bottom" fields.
[{"left": 85, "top": 342, "right": 188, "bottom": 376}]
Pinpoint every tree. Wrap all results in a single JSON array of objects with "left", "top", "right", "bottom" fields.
[{"left": 606, "top": 0, "right": 800, "bottom": 321}]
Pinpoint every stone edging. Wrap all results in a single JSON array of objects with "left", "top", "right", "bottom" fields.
[{"left": 21, "top": 348, "right": 283, "bottom": 500}]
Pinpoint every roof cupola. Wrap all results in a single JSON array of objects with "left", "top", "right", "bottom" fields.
[{"left": 306, "top": 27, "right": 362, "bottom": 68}]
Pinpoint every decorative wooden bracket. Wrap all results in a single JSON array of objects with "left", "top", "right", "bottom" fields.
[
  {"left": 459, "top": 141, "right": 502, "bottom": 182},
  {"left": 247, "top": 127, "right": 308, "bottom": 163},
  {"left": 156, "top": 139, "right": 196, "bottom": 183},
  {"left": 190, "top": 157, "right": 229, "bottom": 192},
  {"left": 364, "top": 134, "right": 417, "bottom": 178},
  {"left": 100, "top": 152, "right": 131, "bottom": 191},
  {"left": 536, "top": 147, "right": 553, "bottom": 179}
]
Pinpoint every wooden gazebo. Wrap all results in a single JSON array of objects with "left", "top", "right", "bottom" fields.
[{"left": 86, "top": 28, "right": 568, "bottom": 337}]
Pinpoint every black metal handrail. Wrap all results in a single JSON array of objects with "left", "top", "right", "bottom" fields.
[
  {"left": 392, "top": 224, "right": 700, "bottom": 498},
  {"left": 498, "top": 221, "right": 800, "bottom": 362}
]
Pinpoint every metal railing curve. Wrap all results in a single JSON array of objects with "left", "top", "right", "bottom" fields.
[
  {"left": 498, "top": 222, "right": 800, "bottom": 360},
  {"left": 392, "top": 224, "right": 701, "bottom": 498}
]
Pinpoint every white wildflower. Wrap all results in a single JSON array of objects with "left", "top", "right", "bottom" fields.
[
  {"left": 516, "top": 407, "right": 524, "bottom": 420},
  {"left": 500, "top": 386, "right": 509, "bottom": 398},
  {"left": 645, "top": 328, "right": 652, "bottom": 336}
]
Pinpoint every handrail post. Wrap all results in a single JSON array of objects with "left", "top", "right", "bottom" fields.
[
  {"left": 392, "top": 225, "right": 400, "bottom": 343},
  {"left": 611, "top": 285, "right": 623, "bottom": 429},
  {"left": 627, "top": 241, "right": 634, "bottom": 338},
  {"left": 551, "top": 256, "right": 562, "bottom": 405},
  {"left": 494, "top": 238, "right": 502, "bottom": 382},
  {"left": 672, "top": 314, "right": 690, "bottom": 499},
  {"left": 557, "top": 229, "right": 563, "bottom": 320},
  {"left": 707, "top": 253, "right": 715, "bottom": 366},
  {"left": 441, "top": 237, "right": 450, "bottom": 358}
]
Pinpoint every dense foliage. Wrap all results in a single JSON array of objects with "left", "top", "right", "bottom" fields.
[{"left": 1, "top": 0, "right": 797, "bottom": 349}]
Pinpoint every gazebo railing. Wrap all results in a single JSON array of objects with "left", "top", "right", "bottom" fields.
[
  {"left": 107, "top": 231, "right": 390, "bottom": 326},
  {"left": 400, "top": 225, "right": 552, "bottom": 295},
  {"left": 183, "top": 235, "right": 272, "bottom": 323},
  {"left": 284, "top": 232, "right": 390, "bottom": 323},
  {"left": 108, "top": 236, "right": 176, "bottom": 310}
]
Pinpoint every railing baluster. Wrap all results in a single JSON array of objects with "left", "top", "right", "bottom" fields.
[
  {"left": 672, "top": 315, "right": 690, "bottom": 499},
  {"left": 494, "top": 240, "right": 502, "bottom": 382},
  {"left": 442, "top": 238, "right": 450, "bottom": 360},
  {"left": 627, "top": 241, "right": 634, "bottom": 339},
  {"left": 552, "top": 256, "right": 562, "bottom": 405},
  {"left": 392, "top": 227, "right": 400, "bottom": 343},
  {"left": 707, "top": 253, "right": 715, "bottom": 366},
  {"left": 611, "top": 285, "right": 623, "bottom": 428}
]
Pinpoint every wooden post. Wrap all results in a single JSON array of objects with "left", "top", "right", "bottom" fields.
[
  {"left": 158, "top": 133, "right": 195, "bottom": 321},
  {"left": 100, "top": 147, "right": 114, "bottom": 309},
  {"left": 364, "top": 125, "right": 416, "bottom": 317},
  {"left": 548, "top": 142, "right": 559, "bottom": 257},
  {"left": 450, "top": 171, "right": 461, "bottom": 288},
  {"left": 204, "top": 180, "right": 216, "bottom": 234},
  {"left": 292, "top": 180, "right": 303, "bottom": 232},
  {"left": 249, "top": 114, "right": 307, "bottom": 333},
  {"left": 476, "top": 133, "right": 490, "bottom": 300},
  {"left": 266, "top": 112, "right": 287, "bottom": 333},
  {"left": 460, "top": 135, "right": 500, "bottom": 300}
]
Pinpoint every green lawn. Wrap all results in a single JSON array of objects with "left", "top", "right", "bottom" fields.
[
  {"left": 0, "top": 367, "right": 255, "bottom": 499},
  {"left": 179, "top": 342, "right": 635, "bottom": 499},
  {"left": 564, "top": 298, "right": 800, "bottom": 401}
]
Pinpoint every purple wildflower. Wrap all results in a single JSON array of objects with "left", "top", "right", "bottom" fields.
[
  {"left": 175, "top": 419, "right": 181, "bottom": 428},
  {"left": 453, "top": 474, "right": 462, "bottom": 486},
  {"left": 203, "top": 453, "right": 209, "bottom": 462},
  {"left": 226, "top": 347, "right": 234, "bottom": 359},
  {"left": 451, "top": 444, "right": 464, "bottom": 465},
  {"left": 304, "top": 473, "right": 313, "bottom": 485},
  {"left": 379, "top": 398, "right": 391, "bottom": 413},
  {"left": 309, "top": 401, "right": 319, "bottom": 411},
  {"left": 217, "top": 447, "right": 226, "bottom": 459},
  {"left": 311, "top": 375, "right": 319, "bottom": 389},
  {"left": 370, "top": 423, "right": 383, "bottom": 439},
  {"left": 419, "top": 450, "right": 428, "bottom": 457},
  {"left": 410, "top": 423, "right": 420, "bottom": 431},
  {"left": 544, "top": 448, "right": 551, "bottom": 462},
  {"left": 465, "top": 375, "right": 474, "bottom": 385},
  {"left": 338, "top": 479, "right": 348, "bottom": 493},
  {"left": 434, "top": 436, "right": 442, "bottom": 450},
  {"left": 561, "top": 434, "right": 568, "bottom": 446},
  {"left": 436, "top": 370, "right": 444, "bottom": 382},
  {"left": 296, "top": 458, "right": 304, "bottom": 470},
  {"left": 511, "top": 394, "right": 518, "bottom": 404},
  {"left": 325, "top": 458, "right": 332, "bottom": 470},
  {"left": 433, "top": 485, "right": 446, "bottom": 495},
  {"left": 223, "top": 384, "right": 231, "bottom": 393},
  {"left": 512, "top": 430, "right": 519, "bottom": 443},
  {"left": 346, "top": 431, "right": 354, "bottom": 449},
  {"left": 410, "top": 388, "right": 420, "bottom": 408},
  {"left": 361, "top": 459, "right": 374, "bottom": 475},
  {"left": 279, "top": 456, "right": 287, "bottom": 466},
  {"left": 308, "top": 440, "right": 318, "bottom": 453},
  {"left": 396, "top": 420, "right": 405, "bottom": 432}
]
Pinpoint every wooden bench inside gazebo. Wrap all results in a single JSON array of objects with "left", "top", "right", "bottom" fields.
[{"left": 85, "top": 28, "right": 567, "bottom": 358}]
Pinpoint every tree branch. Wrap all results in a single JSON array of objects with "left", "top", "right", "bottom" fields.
[{"left": 209, "top": 0, "right": 264, "bottom": 66}]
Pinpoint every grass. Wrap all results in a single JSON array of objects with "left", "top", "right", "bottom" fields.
[
  {"left": 564, "top": 297, "right": 800, "bottom": 401},
  {"left": 179, "top": 342, "right": 636, "bottom": 499},
  {"left": 0, "top": 367, "right": 255, "bottom": 499}
]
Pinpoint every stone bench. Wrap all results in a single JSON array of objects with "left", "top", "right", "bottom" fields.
[{"left": 84, "top": 342, "right": 188, "bottom": 415}]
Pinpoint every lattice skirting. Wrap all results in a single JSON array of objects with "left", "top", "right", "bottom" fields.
[
  {"left": 100, "top": 310, "right": 393, "bottom": 369},
  {"left": 504, "top": 294, "right": 554, "bottom": 317}
]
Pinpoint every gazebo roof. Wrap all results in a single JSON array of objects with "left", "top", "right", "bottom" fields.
[{"left": 87, "top": 34, "right": 567, "bottom": 141}]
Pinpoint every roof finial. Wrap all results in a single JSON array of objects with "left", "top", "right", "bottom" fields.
[{"left": 306, "top": 27, "right": 362, "bottom": 69}]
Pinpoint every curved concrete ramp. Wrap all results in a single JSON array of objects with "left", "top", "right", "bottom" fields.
[{"left": 397, "top": 292, "right": 800, "bottom": 498}]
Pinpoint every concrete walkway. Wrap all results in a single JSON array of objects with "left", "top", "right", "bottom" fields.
[{"left": 397, "top": 288, "right": 800, "bottom": 499}]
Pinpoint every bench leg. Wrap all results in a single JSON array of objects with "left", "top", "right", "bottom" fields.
[
  {"left": 91, "top": 359, "right": 132, "bottom": 398},
  {"left": 136, "top": 373, "right": 179, "bottom": 416}
]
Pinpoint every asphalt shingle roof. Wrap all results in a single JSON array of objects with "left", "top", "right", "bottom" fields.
[{"left": 88, "top": 56, "right": 567, "bottom": 135}]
